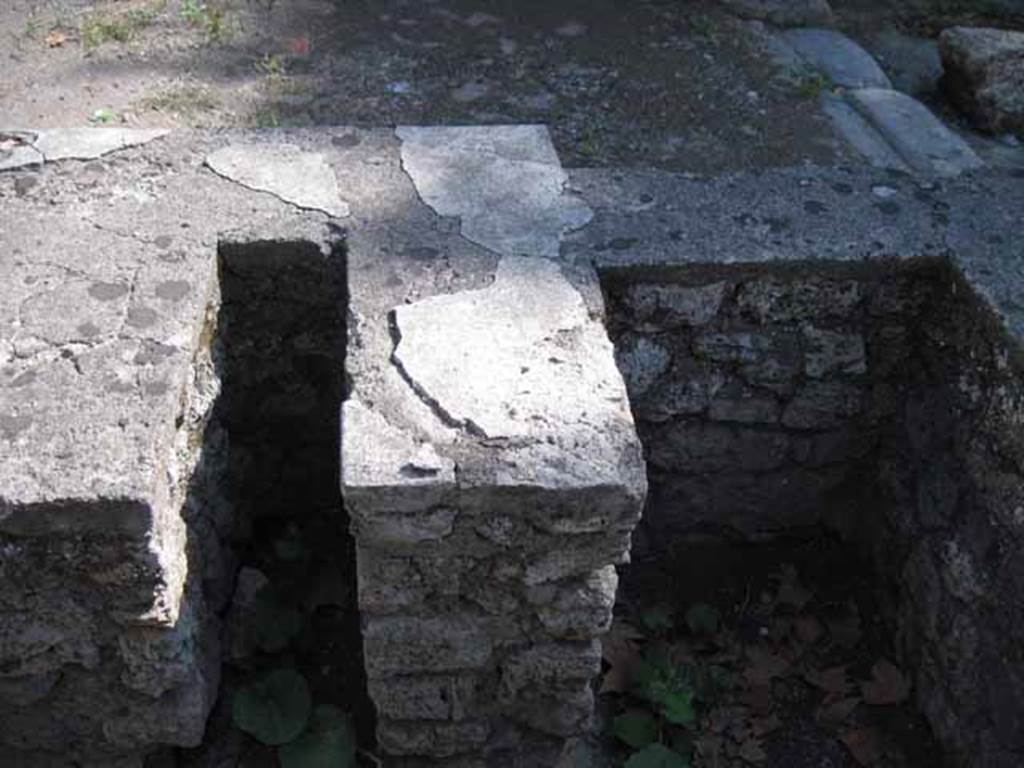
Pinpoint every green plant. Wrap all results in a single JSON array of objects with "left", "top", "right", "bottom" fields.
[
  {"left": 140, "top": 84, "right": 219, "bottom": 116},
  {"left": 633, "top": 654, "right": 697, "bottom": 728},
  {"left": 257, "top": 52, "right": 287, "bottom": 77},
  {"left": 625, "top": 743, "right": 690, "bottom": 767},
  {"left": 232, "top": 668, "right": 312, "bottom": 745},
  {"left": 613, "top": 709, "right": 659, "bottom": 749},
  {"left": 181, "top": 0, "right": 227, "bottom": 40},
  {"left": 89, "top": 107, "right": 119, "bottom": 124},
  {"left": 81, "top": 8, "right": 157, "bottom": 48},
  {"left": 796, "top": 71, "right": 834, "bottom": 100},
  {"left": 278, "top": 705, "right": 357, "bottom": 768}
]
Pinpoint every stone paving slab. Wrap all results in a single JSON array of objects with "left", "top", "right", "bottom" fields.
[
  {"left": 0, "top": 128, "right": 170, "bottom": 171},
  {"left": 564, "top": 163, "right": 1024, "bottom": 338},
  {"left": 819, "top": 94, "right": 912, "bottom": 171},
  {"left": 396, "top": 125, "right": 592, "bottom": 258},
  {"left": 848, "top": 87, "right": 985, "bottom": 176},
  {"left": 781, "top": 28, "right": 893, "bottom": 88}
]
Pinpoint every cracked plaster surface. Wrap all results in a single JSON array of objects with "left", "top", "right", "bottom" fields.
[
  {"left": 205, "top": 143, "right": 350, "bottom": 218},
  {"left": 390, "top": 256, "right": 642, "bottom": 490},
  {"left": 0, "top": 128, "right": 170, "bottom": 171},
  {"left": 396, "top": 125, "right": 593, "bottom": 258}
]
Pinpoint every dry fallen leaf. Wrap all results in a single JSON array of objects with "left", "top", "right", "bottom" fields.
[
  {"left": 817, "top": 696, "right": 861, "bottom": 727},
  {"left": 804, "top": 665, "right": 850, "bottom": 696},
  {"left": 45, "top": 29, "right": 68, "bottom": 47},
  {"left": 751, "top": 713, "right": 782, "bottom": 736},
  {"left": 738, "top": 739, "right": 767, "bottom": 763},
  {"left": 841, "top": 727, "right": 884, "bottom": 766},
  {"left": 861, "top": 658, "right": 910, "bottom": 705},
  {"left": 744, "top": 647, "right": 790, "bottom": 687}
]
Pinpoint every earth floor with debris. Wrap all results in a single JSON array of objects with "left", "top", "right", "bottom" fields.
[
  {"left": 6, "top": 0, "right": 849, "bottom": 173},
  {"left": 584, "top": 539, "right": 947, "bottom": 768}
]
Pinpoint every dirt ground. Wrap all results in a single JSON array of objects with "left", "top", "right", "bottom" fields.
[{"left": 2, "top": 0, "right": 854, "bottom": 172}]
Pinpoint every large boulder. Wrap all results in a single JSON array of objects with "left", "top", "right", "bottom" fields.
[{"left": 939, "top": 26, "right": 1024, "bottom": 135}]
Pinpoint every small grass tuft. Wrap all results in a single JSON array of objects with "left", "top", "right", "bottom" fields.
[
  {"left": 181, "top": 0, "right": 228, "bottom": 41},
  {"left": 795, "top": 71, "right": 834, "bottom": 100},
  {"left": 140, "top": 83, "right": 219, "bottom": 118},
  {"left": 81, "top": 7, "right": 158, "bottom": 48}
]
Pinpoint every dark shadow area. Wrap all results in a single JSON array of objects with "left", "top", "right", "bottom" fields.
[{"left": 172, "top": 238, "right": 374, "bottom": 766}]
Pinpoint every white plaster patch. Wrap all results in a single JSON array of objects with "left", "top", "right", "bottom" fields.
[
  {"left": 396, "top": 125, "right": 592, "bottom": 258},
  {"left": 205, "top": 143, "right": 350, "bottom": 218}
]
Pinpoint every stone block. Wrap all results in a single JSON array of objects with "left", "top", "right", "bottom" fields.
[
  {"left": 782, "top": 381, "right": 863, "bottom": 430},
  {"left": 500, "top": 641, "right": 602, "bottom": 696},
  {"left": 363, "top": 616, "right": 496, "bottom": 677},
  {"left": 734, "top": 277, "right": 862, "bottom": 324},
  {"left": 377, "top": 720, "right": 491, "bottom": 758},
  {"left": 801, "top": 326, "right": 867, "bottom": 378},
  {"left": 939, "top": 27, "right": 1024, "bottom": 135},
  {"left": 369, "top": 676, "right": 480, "bottom": 721},
  {"left": 847, "top": 88, "right": 984, "bottom": 176},
  {"left": 615, "top": 333, "right": 672, "bottom": 396},
  {"left": 649, "top": 422, "right": 791, "bottom": 474},
  {"left": 623, "top": 281, "right": 730, "bottom": 328},
  {"left": 782, "top": 28, "right": 892, "bottom": 88},
  {"left": 527, "top": 566, "right": 618, "bottom": 639}
]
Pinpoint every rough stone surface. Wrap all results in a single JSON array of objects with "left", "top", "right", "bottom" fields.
[
  {"left": 939, "top": 26, "right": 1024, "bottom": 135},
  {"left": 392, "top": 257, "right": 628, "bottom": 452},
  {"left": 344, "top": 243, "right": 646, "bottom": 760},
  {"left": 782, "top": 28, "right": 892, "bottom": 88},
  {"left": 848, "top": 87, "right": 985, "bottom": 176},
  {"left": 718, "top": 0, "right": 835, "bottom": 27},
  {"left": 342, "top": 125, "right": 644, "bottom": 763},
  {"left": 586, "top": 164, "right": 1024, "bottom": 768},
  {"left": 0, "top": 128, "right": 346, "bottom": 765},
  {"left": 205, "top": 143, "right": 350, "bottom": 217},
  {"left": 396, "top": 125, "right": 592, "bottom": 258}
]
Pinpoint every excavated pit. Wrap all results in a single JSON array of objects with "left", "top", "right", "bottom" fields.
[
  {"left": 601, "top": 258, "right": 1024, "bottom": 767},
  {"left": 172, "top": 240, "right": 374, "bottom": 764}
]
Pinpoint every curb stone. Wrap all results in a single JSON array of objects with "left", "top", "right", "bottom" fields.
[{"left": 774, "top": 27, "right": 984, "bottom": 176}]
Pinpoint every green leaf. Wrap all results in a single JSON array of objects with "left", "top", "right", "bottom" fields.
[
  {"left": 278, "top": 705, "right": 356, "bottom": 768},
  {"left": 625, "top": 743, "right": 690, "bottom": 768},
  {"left": 613, "top": 709, "right": 659, "bottom": 748},
  {"left": 641, "top": 605, "right": 675, "bottom": 634},
  {"left": 251, "top": 587, "right": 304, "bottom": 652},
  {"left": 89, "top": 107, "right": 117, "bottom": 124},
  {"left": 684, "top": 603, "right": 720, "bottom": 636},
  {"left": 659, "top": 687, "right": 696, "bottom": 728},
  {"left": 232, "top": 669, "right": 312, "bottom": 745},
  {"left": 632, "top": 655, "right": 697, "bottom": 728}
]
